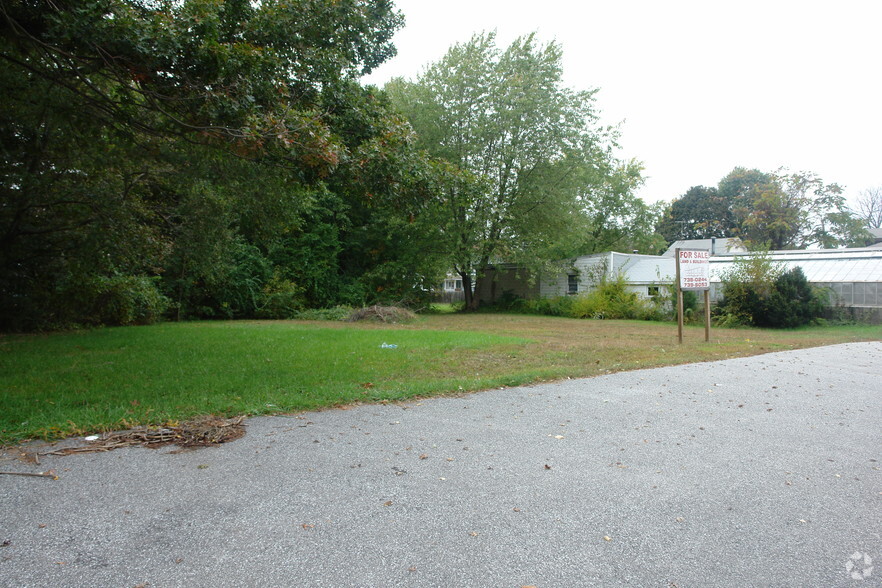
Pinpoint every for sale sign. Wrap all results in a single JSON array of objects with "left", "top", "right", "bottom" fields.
[{"left": 678, "top": 249, "right": 710, "bottom": 290}]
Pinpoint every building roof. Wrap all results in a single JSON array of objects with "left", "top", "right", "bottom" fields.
[
  {"left": 662, "top": 237, "right": 747, "bottom": 257},
  {"left": 708, "top": 248, "right": 882, "bottom": 283}
]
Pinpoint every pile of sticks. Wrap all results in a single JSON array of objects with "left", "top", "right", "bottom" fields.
[{"left": 39, "top": 415, "right": 247, "bottom": 457}]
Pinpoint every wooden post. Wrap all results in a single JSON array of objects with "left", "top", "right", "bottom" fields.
[
  {"left": 675, "top": 248, "right": 683, "bottom": 344},
  {"left": 704, "top": 288, "right": 711, "bottom": 342}
]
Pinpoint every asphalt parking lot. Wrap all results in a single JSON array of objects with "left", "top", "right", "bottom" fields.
[{"left": 2, "top": 342, "right": 880, "bottom": 587}]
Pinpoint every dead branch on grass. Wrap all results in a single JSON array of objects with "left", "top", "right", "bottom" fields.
[{"left": 38, "top": 415, "right": 246, "bottom": 457}]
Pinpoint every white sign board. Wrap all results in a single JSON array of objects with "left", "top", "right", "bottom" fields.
[{"left": 678, "top": 249, "right": 710, "bottom": 290}]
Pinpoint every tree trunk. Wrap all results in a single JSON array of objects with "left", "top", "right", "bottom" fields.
[{"left": 459, "top": 270, "right": 480, "bottom": 311}]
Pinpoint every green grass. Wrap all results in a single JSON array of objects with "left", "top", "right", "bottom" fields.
[
  {"left": 1, "top": 316, "right": 879, "bottom": 444},
  {"left": 0, "top": 321, "right": 527, "bottom": 443}
]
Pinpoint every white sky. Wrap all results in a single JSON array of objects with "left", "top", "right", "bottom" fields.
[{"left": 362, "top": 0, "right": 882, "bottom": 206}]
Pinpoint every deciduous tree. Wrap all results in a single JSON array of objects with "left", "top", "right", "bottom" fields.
[
  {"left": 854, "top": 186, "right": 882, "bottom": 229},
  {"left": 741, "top": 170, "right": 869, "bottom": 249},
  {"left": 657, "top": 185, "right": 734, "bottom": 242},
  {"left": 0, "top": 0, "right": 416, "bottom": 329},
  {"left": 387, "top": 32, "right": 639, "bottom": 309},
  {"left": 656, "top": 167, "right": 870, "bottom": 251}
]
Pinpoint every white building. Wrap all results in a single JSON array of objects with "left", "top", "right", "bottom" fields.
[{"left": 539, "top": 252, "right": 675, "bottom": 300}]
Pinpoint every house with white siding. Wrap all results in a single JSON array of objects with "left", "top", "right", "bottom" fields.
[
  {"left": 475, "top": 252, "right": 675, "bottom": 304},
  {"left": 538, "top": 252, "right": 675, "bottom": 300}
]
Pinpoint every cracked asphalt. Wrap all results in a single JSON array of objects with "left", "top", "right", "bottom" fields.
[{"left": 1, "top": 342, "right": 880, "bottom": 587}]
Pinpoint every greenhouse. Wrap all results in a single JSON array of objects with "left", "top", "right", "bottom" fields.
[{"left": 709, "top": 248, "right": 882, "bottom": 309}]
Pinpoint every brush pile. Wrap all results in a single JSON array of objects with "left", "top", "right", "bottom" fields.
[
  {"left": 347, "top": 305, "right": 417, "bottom": 323},
  {"left": 39, "top": 415, "right": 246, "bottom": 457}
]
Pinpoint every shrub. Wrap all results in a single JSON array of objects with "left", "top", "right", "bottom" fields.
[
  {"left": 519, "top": 296, "right": 575, "bottom": 317},
  {"left": 759, "top": 267, "right": 825, "bottom": 328},
  {"left": 675, "top": 289, "right": 701, "bottom": 324},
  {"left": 713, "top": 250, "right": 782, "bottom": 327},
  {"left": 213, "top": 240, "right": 273, "bottom": 319},
  {"left": 256, "top": 274, "right": 305, "bottom": 319},
  {"left": 714, "top": 253, "right": 825, "bottom": 328},
  {"left": 569, "top": 274, "right": 642, "bottom": 319},
  {"left": 95, "top": 275, "right": 169, "bottom": 326}
]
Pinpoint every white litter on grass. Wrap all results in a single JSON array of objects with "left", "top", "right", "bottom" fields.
[{"left": 379, "top": 343, "right": 398, "bottom": 349}]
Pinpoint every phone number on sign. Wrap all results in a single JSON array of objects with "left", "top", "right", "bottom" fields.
[{"left": 682, "top": 277, "right": 708, "bottom": 288}]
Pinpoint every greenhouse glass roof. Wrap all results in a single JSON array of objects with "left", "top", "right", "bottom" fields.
[{"left": 708, "top": 248, "right": 882, "bottom": 283}]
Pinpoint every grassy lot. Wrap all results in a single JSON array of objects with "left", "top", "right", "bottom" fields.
[{"left": 1, "top": 315, "right": 879, "bottom": 444}]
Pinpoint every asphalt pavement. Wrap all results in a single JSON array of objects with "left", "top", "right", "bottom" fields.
[{"left": 1, "top": 342, "right": 880, "bottom": 587}]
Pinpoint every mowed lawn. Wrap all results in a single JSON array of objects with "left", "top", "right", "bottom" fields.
[{"left": 1, "top": 315, "right": 880, "bottom": 444}]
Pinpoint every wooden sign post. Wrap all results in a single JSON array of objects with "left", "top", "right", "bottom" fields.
[{"left": 675, "top": 248, "right": 711, "bottom": 344}]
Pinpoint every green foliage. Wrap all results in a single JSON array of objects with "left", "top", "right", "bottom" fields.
[
  {"left": 568, "top": 162, "right": 668, "bottom": 256},
  {"left": 91, "top": 276, "right": 170, "bottom": 327},
  {"left": 61, "top": 275, "right": 170, "bottom": 328},
  {"left": 657, "top": 167, "right": 869, "bottom": 250},
  {"left": 762, "top": 268, "right": 826, "bottom": 328},
  {"left": 570, "top": 274, "right": 641, "bottom": 320},
  {"left": 568, "top": 272, "right": 676, "bottom": 322},
  {"left": 713, "top": 250, "right": 783, "bottom": 326},
  {"left": 213, "top": 240, "right": 274, "bottom": 319},
  {"left": 255, "top": 274, "right": 305, "bottom": 320},
  {"left": 657, "top": 186, "right": 735, "bottom": 242},
  {"left": 480, "top": 275, "right": 674, "bottom": 322},
  {"left": 714, "top": 252, "right": 825, "bottom": 328},
  {"left": 680, "top": 290, "right": 699, "bottom": 324},
  {"left": 1, "top": 0, "right": 403, "bottom": 162},
  {"left": 11, "top": 274, "right": 170, "bottom": 331},
  {"left": 1, "top": 2, "right": 454, "bottom": 331},
  {"left": 387, "top": 32, "right": 640, "bottom": 310},
  {"left": 518, "top": 296, "right": 576, "bottom": 317}
]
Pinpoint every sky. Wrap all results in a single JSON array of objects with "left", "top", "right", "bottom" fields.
[{"left": 361, "top": 0, "right": 882, "bottom": 206}]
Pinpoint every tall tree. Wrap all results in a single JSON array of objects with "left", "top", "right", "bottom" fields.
[
  {"left": 657, "top": 185, "right": 735, "bottom": 242},
  {"left": 717, "top": 167, "right": 775, "bottom": 227},
  {"left": 568, "top": 160, "right": 667, "bottom": 255},
  {"left": 0, "top": 0, "right": 412, "bottom": 329},
  {"left": 656, "top": 167, "right": 869, "bottom": 250},
  {"left": 0, "top": 0, "right": 402, "bottom": 160},
  {"left": 387, "top": 32, "right": 637, "bottom": 309},
  {"left": 740, "top": 170, "right": 869, "bottom": 249},
  {"left": 854, "top": 186, "right": 882, "bottom": 229}
]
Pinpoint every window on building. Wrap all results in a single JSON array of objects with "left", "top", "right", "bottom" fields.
[
  {"left": 567, "top": 274, "right": 578, "bottom": 295},
  {"left": 648, "top": 286, "right": 660, "bottom": 297}
]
